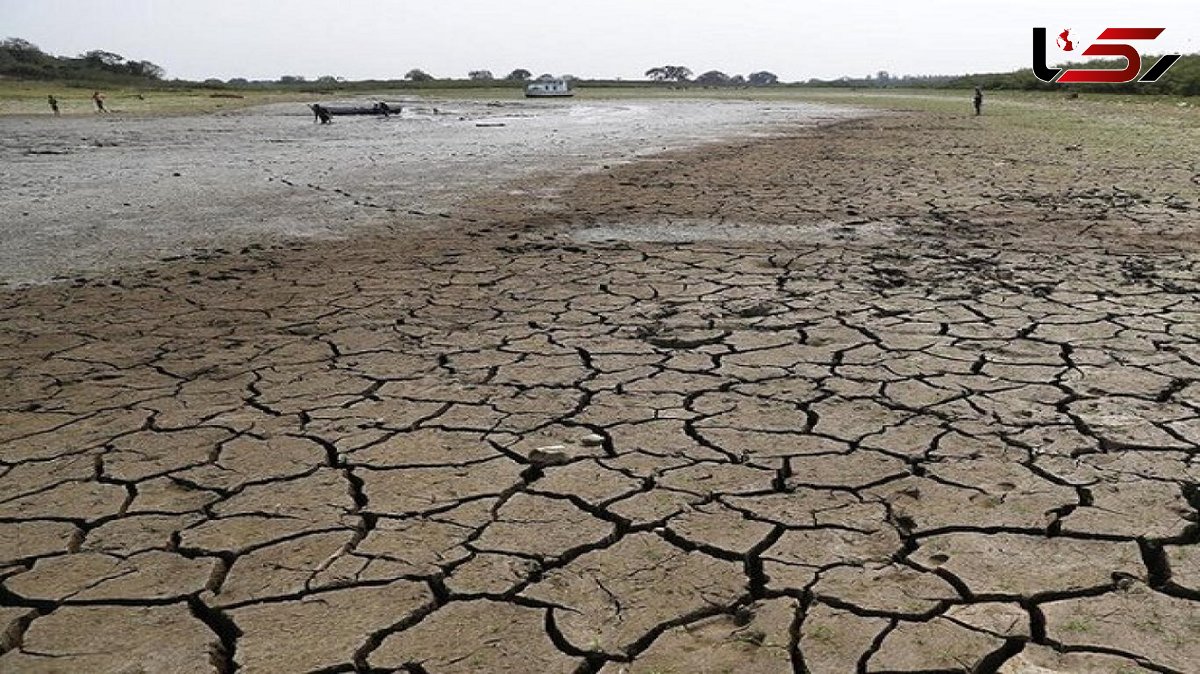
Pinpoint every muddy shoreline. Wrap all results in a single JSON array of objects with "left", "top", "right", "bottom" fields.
[{"left": 1, "top": 97, "right": 859, "bottom": 286}]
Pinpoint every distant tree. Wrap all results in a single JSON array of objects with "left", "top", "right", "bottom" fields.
[
  {"left": 748, "top": 71, "right": 779, "bottom": 86},
  {"left": 730, "top": 74, "right": 746, "bottom": 85},
  {"left": 405, "top": 68, "right": 434, "bottom": 82},
  {"left": 80, "top": 49, "right": 125, "bottom": 69},
  {"left": 695, "top": 70, "right": 731, "bottom": 86},
  {"left": 203, "top": 78, "right": 224, "bottom": 86},
  {"left": 1, "top": 37, "right": 44, "bottom": 62},
  {"left": 505, "top": 68, "right": 532, "bottom": 81},
  {"left": 227, "top": 77, "right": 250, "bottom": 87},
  {"left": 125, "top": 59, "right": 164, "bottom": 79},
  {"left": 645, "top": 65, "right": 692, "bottom": 82},
  {"left": 468, "top": 70, "right": 494, "bottom": 81},
  {"left": 536, "top": 73, "right": 556, "bottom": 81},
  {"left": 278, "top": 75, "right": 306, "bottom": 84},
  {"left": 315, "top": 75, "right": 340, "bottom": 85}
]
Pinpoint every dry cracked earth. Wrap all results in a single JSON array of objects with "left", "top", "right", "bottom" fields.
[{"left": 2, "top": 105, "right": 1200, "bottom": 673}]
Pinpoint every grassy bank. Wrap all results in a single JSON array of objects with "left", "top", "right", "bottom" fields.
[{"left": 0, "top": 80, "right": 322, "bottom": 115}]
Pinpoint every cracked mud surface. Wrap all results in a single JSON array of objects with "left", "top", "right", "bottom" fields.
[{"left": 2, "top": 99, "right": 1199, "bottom": 672}]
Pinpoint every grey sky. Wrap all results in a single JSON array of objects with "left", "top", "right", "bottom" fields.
[{"left": 2, "top": 0, "right": 1196, "bottom": 81}]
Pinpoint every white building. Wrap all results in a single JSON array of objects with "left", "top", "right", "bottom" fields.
[{"left": 525, "top": 78, "right": 574, "bottom": 98}]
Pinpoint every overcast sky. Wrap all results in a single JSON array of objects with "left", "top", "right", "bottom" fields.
[{"left": 2, "top": 0, "right": 1196, "bottom": 81}]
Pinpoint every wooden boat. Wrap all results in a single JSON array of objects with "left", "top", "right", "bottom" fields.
[{"left": 320, "top": 102, "right": 400, "bottom": 116}]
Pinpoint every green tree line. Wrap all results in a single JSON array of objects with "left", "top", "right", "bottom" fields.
[
  {"left": 806, "top": 55, "right": 1200, "bottom": 96},
  {"left": 946, "top": 54, "right": 1200, "bottom": 96},
  {"left": 0, "top": 38, "right": 165, "bottom": 83}
]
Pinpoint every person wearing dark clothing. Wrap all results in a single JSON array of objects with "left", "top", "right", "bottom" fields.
[
  {"left": 973, "top": 87, "right": 983, "bottom": 116},
  {"left": 376, "top": 101, "right": 391, "bottom": 117},
  {"left": 310, "top": 104, "right": 332, "bottom": 124},
  {"left": 92, "top": 91, "right": 107, "bottom": 113},
  {"left": 48, "top": 95, "right": 60, "bottom": 116}
]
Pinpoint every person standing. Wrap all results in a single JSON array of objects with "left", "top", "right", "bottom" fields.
[
  {"left": 47, "top": 95, "right": 60, "bottom": 116},
  {"left": 92, "top": 91, "right": 107, "bottom": 113},
  {"left": 973, "top": 87, "right": 983, "bottom": 116}
]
